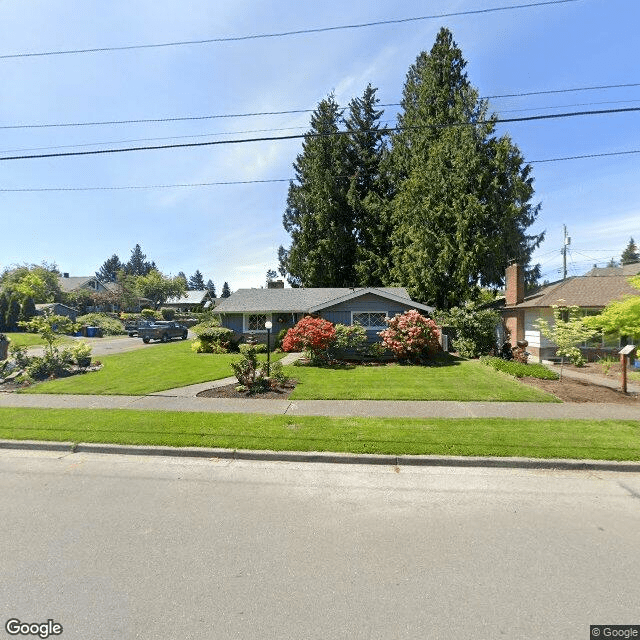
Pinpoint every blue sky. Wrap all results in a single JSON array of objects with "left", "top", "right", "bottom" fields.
[{"left": 1, "top": 0, "right": 638, "bottom": 292}]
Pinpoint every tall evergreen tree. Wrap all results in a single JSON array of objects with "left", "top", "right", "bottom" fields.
[
  {"left": 343, "top": 84, "right": 392, "bottom": 286},
  {"left": 95, "top": 254, "right": 123, "bottom": 282},
  {"left": 124, "top": 244, "right": 154, "bottom": 276},
  {"left": 281, "top": 94, "right": 356, "bottom": 287},
  {"left": 0, "top": 293, "right": 9, "bottom": 331},
  {"left": 19, "top": 297, "right": 37, "bottom": 323},
  {"left": 205, "top": 279, "right": 216, "bottom": 298},
  {"left": 388, "top": 28, "right": 543, "bottom": 308},
  {"left": 221, "top": 282, "right": 231, "bottom": 298},
  {"left": 188, "top": 270, "right": 205, "bottom": 290},
  {"left": 5, "top": 296, "right": 21, "bottom": 331},
  {"left": 621, "top": 237, "right": 639, "bottom": 265}
]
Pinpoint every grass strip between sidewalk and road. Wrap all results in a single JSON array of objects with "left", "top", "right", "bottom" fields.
[{"left": 1, "top": 408, "right": 639, "bottom": 460}]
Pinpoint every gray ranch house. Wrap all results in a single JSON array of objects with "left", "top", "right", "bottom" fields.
[{"left": 211, "top": 285, "right": 434, "bottom": 344}]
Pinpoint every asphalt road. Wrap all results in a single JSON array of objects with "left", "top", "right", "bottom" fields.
[{"left": 1, "top": 451, "right": 639, "bottom": 640}]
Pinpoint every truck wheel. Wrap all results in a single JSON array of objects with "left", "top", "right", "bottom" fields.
[
  {"left": 161, "top": 333, "right": 169, "bottom": 343},
  {"left": 181, "top": 332, "right": 187, "bottom": 340},
  {"left": 143, "top": 337, "right": 150, "bottom": 344}
]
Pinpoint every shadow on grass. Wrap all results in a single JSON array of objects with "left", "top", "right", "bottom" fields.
[{"left": 293, "top": 352, "right": 464, "bottom": 370}]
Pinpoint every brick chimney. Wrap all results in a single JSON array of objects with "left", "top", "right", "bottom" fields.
[
  {"left": 505, "top": 263, "right": 524, "bottom": 306},
  {"left": 267, "top": 279, "right": 285, "bottom": 289}
]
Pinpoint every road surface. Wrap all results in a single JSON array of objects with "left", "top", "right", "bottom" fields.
[{"left": 1, "top": 451, "right": 638, "bottom": 639}]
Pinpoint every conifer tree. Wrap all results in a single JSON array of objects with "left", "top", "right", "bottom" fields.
[
  {"left": 281, "top": 94, "right": 356, "bottom": 287},
  {"left": 221, "top": 282, "right": 231, "bottom": 298},
  {"left": 188, "top": 270, "right": 205, "bottom": 290},
  {"left": 388, "top": 28, "right": 543, "bottom": 308},
  {"left": 621, "top": 237, "right": 639, "bottom": 265},
  {"left": 96, "top": 254, "right": 123, "bottom": 282},
  {"left": 206, "top": 279, "right": 216, "bottom": 298}
]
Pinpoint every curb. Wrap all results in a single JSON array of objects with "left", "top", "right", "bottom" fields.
[{"left": 2, "top": 439, "right": 640, "bottom": 472}]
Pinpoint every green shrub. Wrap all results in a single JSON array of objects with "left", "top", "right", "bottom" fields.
[
  {"left": 239, "top": 342, "right": 267, "bottom": 354},
  {"left": 329, "top": 324, "right": 368, "bottom": 358},
  {"left": 436, "top": 303, "right": 500, "bottom": 358},
  {"left": 191, "top": 339, "right": 228, "bottom": 354},
  {"left": 191, "top": 318, "right": 222, "bottom": 336},
  {"left": 191, "top": 326, "right": 234, "bottom": 353},
  {"left": 480, "top": 356, "right": 559, "bottom": 379},
  {"left": 141, "top": 309, "right": 158, "bottom": 319},
  {"left": 160, "top": 307, "right": 176, "bottom": 320},
  {"left": 76, "top": 313, "right": 125, "bottom": 336},
  {"left": 274, "top": 328, "right": 289, "bottom": 350}
]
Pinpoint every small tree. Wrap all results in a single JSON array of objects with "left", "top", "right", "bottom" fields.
[
  {"left": 534, "top": 304, "right": 597, "bottom": 371},
  {"left": 584, "top": 275, "right": 640, "bottom": 338},
  {"left": 221, "top": 282, "right": 231, "bottom": 298},
  {"left": 436, "top": 303, "right": 500, "bottom": 358},
  {"left": 378, "top": 310, "right": 440, "bottom": 363},
  {"left": 282, "top": 316, "right": 336, "bottom": 364},
  {"left": 621, "top": 238, "right": 640, "bottom": 265},
  {"left": 5, "top": 296, "right": 21, "bottom": 331},
  {"left": 20, "top": 297, "right": 37, "bottom": 323}
]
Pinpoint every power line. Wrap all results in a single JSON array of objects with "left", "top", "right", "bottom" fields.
[
  {"left": 3, "top": 82, "right": 639, "bottom": 131},
  {"left": 1, "top": 107, "right": 639, "bottom": 162},
  {"left": 0, "top": 0, "right": 579, "bottom": 60},
  {"left": 529, "top": 149, "right": 640, "bottom": 163},
  {"left": 1, "top": 148, "right": 638, "bottom": 191}
]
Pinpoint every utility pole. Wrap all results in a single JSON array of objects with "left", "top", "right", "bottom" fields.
[{"left": 562, "top": 225, "right": 571, "bottom": 280}]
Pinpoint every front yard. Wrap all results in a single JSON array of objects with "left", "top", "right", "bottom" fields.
[
  {"left": 20, "top": 340, "right": 281, "bottom": 396},
  {"left": 284, "top": 356, "right": 557, "bottom": 402},
  {"left": 20, "top": 344, "right": 557, "bottom": 402}
]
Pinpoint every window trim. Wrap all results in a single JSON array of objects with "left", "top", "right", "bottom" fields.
[
  {"left": 351, "top": 311, "right": 389, "bottom": 330},
  {"left": 243, "top": 313, "right": 272, "bottom": 333}
]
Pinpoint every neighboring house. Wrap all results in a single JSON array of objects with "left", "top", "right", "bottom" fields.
[
  {"left": 58, "top": 273, "right": 111, "bottom": 294},
  {"left": 501, "top": 263, "right": 640, "bottom": 362},
  {"left": 35, "top": 303, "right": 79, "bottom": 321},
  {"left": 164, "top": 290, "right": 215, "bottom": 312},
  {"left": 211, "top": 285, "right": 435, "bottom": 344},
  {"left": 58, "top": 273, "right": 149, "bottom": 312}
]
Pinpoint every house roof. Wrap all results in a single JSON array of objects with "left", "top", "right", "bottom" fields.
[
  {"left": 58, "top": 276, "right": 101, "bottom": 292},
  {"left": 508, "top": 274, "right": 639, "bottom": 309},
  {"left": 165, "top": 290, "right": 212, "bottom": 305},
  {"left": 584, "top": 263, "right": 640, "bottom": 277},
  {"left": 212, "top": 287, "right": 434, "bottom": 314}
]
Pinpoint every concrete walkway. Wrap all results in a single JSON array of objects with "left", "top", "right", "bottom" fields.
[{"left": 544, "top": 361, "right": 640, "bottom": 393}]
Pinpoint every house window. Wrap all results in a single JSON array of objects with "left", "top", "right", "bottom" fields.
[
  {"left": 352, "top": 312, "right": 388, "bottom": 329},
  {"left": 244, "top": 313, "right": 270, "bottom": 332}
]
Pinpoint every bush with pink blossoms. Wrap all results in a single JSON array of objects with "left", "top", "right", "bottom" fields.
[
  {"left": 378, "top": 309, "right": 441, "bottom": 363},
  {"left": 282, "top": 315, "right": 336, "bottom": 364}
]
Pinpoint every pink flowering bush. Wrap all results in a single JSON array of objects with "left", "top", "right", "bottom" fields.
[
  {"left": 378, "top": 309, "right": 441, "bottom": 363},
  {"left": 282, "top": 315, "right": 336, "bottom": 364}
]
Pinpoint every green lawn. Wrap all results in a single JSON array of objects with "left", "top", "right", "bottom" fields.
[
  {"left": 22, "top": 340, "right": 280, "bottom": 395},
  {"left": 3, "top": 332, "right": 72, "bottom": 348},
  {"left": 284, "top": 356, "right": 558, "bottom": 402},
  {"left": 1, "top": 407, "right": 638, "bottom": 460}
]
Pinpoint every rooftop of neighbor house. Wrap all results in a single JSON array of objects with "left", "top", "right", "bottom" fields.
[{"left": 509, "top": 270, "right": 640, "bottom": 309}]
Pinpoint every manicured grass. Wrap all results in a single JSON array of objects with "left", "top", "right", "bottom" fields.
[
  {"left": 0, "top": 407, "right": 638, "bottom": 460},
  {"left": 284, "top": 356, "right": 558, "bottom": 402},
  {"left": 3, "top": 332, "right": 72, "bottom": 348},
  {"left": 22, "top": 340, "right": 281, "bottom": 395}
]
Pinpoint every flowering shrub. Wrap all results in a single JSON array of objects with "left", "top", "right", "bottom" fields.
[
  {"left": 378, "top": 309, "right": 440, "bottom": 363},
  {"left": 282, "top": 315, "right": 336, "bottom": 364}
]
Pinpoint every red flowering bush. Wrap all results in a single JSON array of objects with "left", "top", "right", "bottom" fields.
[
  {"left": 282, "top": 315, "right": 336, "bottom": 364},
  {"left": 378, "top": 309, "right": 441, "bottom": 363}
]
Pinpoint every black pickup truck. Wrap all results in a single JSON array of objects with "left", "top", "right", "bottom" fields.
[{"left": 138, "top": 321, "right": 189, "bottom": 343}]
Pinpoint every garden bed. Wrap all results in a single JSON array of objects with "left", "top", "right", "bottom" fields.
[
  {"left": 518, "top": 375, "right": 639, "bottom": 404},
  {"left": 197, "top": 382, "right": 296, "bottom": 399}
]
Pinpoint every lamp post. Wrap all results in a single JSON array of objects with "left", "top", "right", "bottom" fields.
[{"left": 265, "top": 320, "right": 273, "bottom": 377}]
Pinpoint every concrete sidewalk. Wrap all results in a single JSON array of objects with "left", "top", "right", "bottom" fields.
[{"left": 0, "top": 393, "right": 638, "bottom": 419}]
